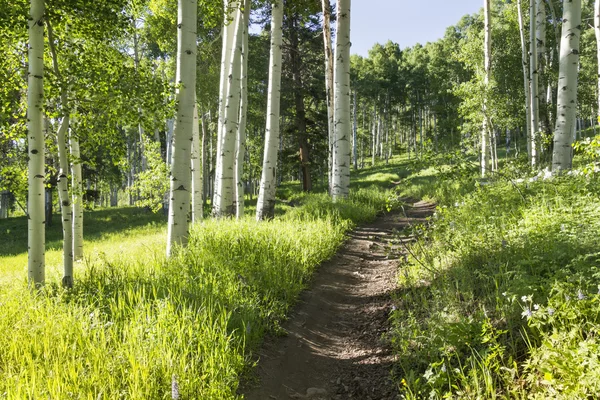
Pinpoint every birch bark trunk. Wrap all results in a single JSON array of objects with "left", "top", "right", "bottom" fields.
[
  {"left": 482, "top": 0, "right": 491, "bottom": 177},
  {"left": 48, "top": 22, "right": 73, "bottom": 286},
  {"left": 595, "top": 0, "right": 600, "bottom": 119},
  {"left": 517, "top": 0, "right": 532, "bottom": 158},
  {"left": 166, "top": 0, "right": 197, "bottom": 256},
  {"left": 321, "top": 0, "right": 335, "bottom": 194},
  {"left": 332, "top": 0, "right": 351, "bottom": 200},
  {"left": 235, "top": 0, "right": 251, "bottom": 218},
  {"left": 191, "top": 101, "right": 202, "bottom": 222},
  {"left": 256, "top": 0, "right": 284, "bottom": 220},
  {"left": 69, "top": 128, "right": 83, "bottom": 262},
  {"left": 215, "top": 3, "right": 243, "bottom": 217},
  {"left": 27, "top": 0, "right": 45, "bottom": 286},
  {"left": 552, "top": 0, "right": 581, "bottom": 171},
  {"left": 214, "top": 4, "right": 236, "bottom": 208},
  {"left": 530, "top": 0, "right": 540, "bottom": 167}
]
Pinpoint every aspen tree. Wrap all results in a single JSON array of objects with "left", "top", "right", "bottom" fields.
[
  {"left": 332, "top": 0, "right": 351, "bottom": 200},
  {"left": 235, "top": 0, "right": 251, "bottom": 219},
  {"left": 481, "top": 0, "right": 491, "bottom": 178},
  {"left": 213, "top": 3, "right": 237, "bottom": 208},
  {"left": 48, "top": 22, "right": 73, "bottom": 286},
  {"left": 214, "top": 4, "right": 243, "bottom": 217},
  {"left": 27, "top": 0, "right": 45, "bottom": 286},
  {"left": 321, "top": 0, "right": 334, "bottom": 193},
  {"left": 517, "top": 0, "right": 532, "bottom": 158},
  {"left": 536, "top": 0, "right": 548, "bottom": 135},
  {"left": 256, "top": 0, "right": 284, "bottom": 220},
  {"left": 70, "top": 127, "right": 83, "bottom": 261},
  {"left": 166, "top": 0, "right": 197, "bottom": 256},
  {"left": 530, "top": 0, "right": 539, "bottom": 167},
  {"left": 191, "top": 101, "right": 202, "bottom": 222},
  {"left": 595, "top": 0, "right": 600, "bottom": 118},
  {"left": 552, "top": 0, "right": 581, "bottom": 171}
]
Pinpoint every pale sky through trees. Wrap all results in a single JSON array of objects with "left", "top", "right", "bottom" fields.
[{"left": 351, "top": 0, "right": 483, "bottom": 56}]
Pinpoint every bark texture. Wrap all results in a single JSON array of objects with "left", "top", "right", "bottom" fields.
[
  {"left": 481, "top": 0, "right": 491, "bottom": 178},
  {"left": 191, "top": 101, "right": 202, "bottom": 222},
  {"left": 332, "top": 0, "right": 351, "bottom": 200},
  {"left": 215, "top": 3, "right": 243, "bottom": 217},
  {"left": 322, "top": 0, "right": 334, "bottom": 194},
  {"left": 27, "top": 0, "right": 46, "bottom": 286},
  {"left": 530, "top": 0, "right": 540, "bottom": 167},
  {"left": 256, "top": 0, "right": 284, "bottom": 220},
  {"left": 166, "top": 0, "right": 197, "bottom": 256},
  {"left": 235, "top": 0, "right": 251, "bottom": 218},
  {"left": 595, "top": 0, "right": 600, "bottom": 118},
  {"left": 552, "top": 0, "right": 581, "bottom": 171}
]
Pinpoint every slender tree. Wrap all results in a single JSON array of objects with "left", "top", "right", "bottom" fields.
[
  {"left": 321, "top": 0, "right": 334, "bottom": 193},
  {"left": 517, "top": 0, "right": 532, "bottom": 158},
  {"left": 191, "top": 101, "right": 203, "bottom": 222},
  {"left": 481, "top": 0, "right": 491, "bottom": 178},
  {"left": 256, "top": 0, "right": 284, "bottom": 220},
  {"left": 214, "top": 3, "right": 244, "bottom": 217},
  {"left": 595, "top": 0, "right": 600, "bottom": 119},
  {"left": 332, "top": 0, "right": 351, "bottom": 200},
  {"left": 166, "top": 0, "right": 197, "bottom": 256},
  {"left": 552, "top": 0, "right": 581, "bottom": 171},
  {"left": 47, "top": 21, "right": 73, "bottom": 286},
  {"left": 27, "top": 0, "right": 46, "bottom": 286},
  {"left": 530, "top": 0, "right": 539, "bottom": 167},
  {"left": 213, "top": 3, "right": 237, "bottom": 209},
  {"left": 235, "top": 0, "right": 251, "bottom": 218},
  {"left": 536, "top": 0, "right": 548, "bottom": 136}
]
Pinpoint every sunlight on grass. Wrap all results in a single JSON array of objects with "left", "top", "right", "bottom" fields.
[{"left": 0, "top": 170, "right": 395, "bottom": 398}]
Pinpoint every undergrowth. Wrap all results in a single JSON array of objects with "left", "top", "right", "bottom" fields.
[
  {"left": 0, "top": 179, "right": 392, "bottom": 398},
  {"left": 391, "top": 155, "right": 600, "bottom": 399}
]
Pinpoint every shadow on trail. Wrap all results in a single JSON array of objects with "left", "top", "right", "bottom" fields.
[{"left": 240, "top": 201, "right": 436, "bottom": 400}]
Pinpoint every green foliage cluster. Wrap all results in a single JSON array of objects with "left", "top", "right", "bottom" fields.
[
  {"left": 390, "top": 160, "right": 600, "bottom": 399},
  {"left": 130, "top": 140, "right": 169, "bottom": 213}
]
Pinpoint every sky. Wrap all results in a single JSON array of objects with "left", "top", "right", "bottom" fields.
[{"left": 351, "top": 0, "right": 483, "bottom": 57}]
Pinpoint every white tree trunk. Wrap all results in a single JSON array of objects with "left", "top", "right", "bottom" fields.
[
  {"left": 191, "top": 100, "right": 202, "bottom": 222},
  {"left": 235, "top": 0, "right": 251, "bottom": 219},
  {"left": 530, "top": 0, "right": 540, "bottom": 167},
  {"left": 57, "top": 116, "right": 73, "bottom": 286},
  {"left": 332, "top": 0, "right": 351, "bottom": 200},
  {"left": 481, "top": 0, "right": 491, "bottom": 178},
  {"left": 213, "top": 4, "right": 237, "bottom": 207},
  {"left": 321, "top": 0, "right": 335, "bottom": 193},
  {"left": 214, "top": 3, "right": 243, "bottom": 217},
  {"left": 595, "top": 0, "right": 600, "bottom": 118},
  {"left": 48, "top": 21, "right": 73, "bottom": 286},
  {"left": 27, "top": 0, "right": 45, "bottom": 286},
  {"left": 69, "top": 128, "right": 83, "bottom": 262},
  {"left": 536, "top": 0, "right": 548, "bottom": 137},
  {"left": 517, "top": 0, "right": 532, "bottom": 159},
  {"left": 352, "top": 90, "right": 358, "bottom": 169},
  {"left": 552, "top": 0, "right": 581, "bottom": 171},
  {"left": 256, "top": 0, "right": 284, "bottom": 220},
  {"left": 166, "top": 0, "right": 197, "bottom": 256}
]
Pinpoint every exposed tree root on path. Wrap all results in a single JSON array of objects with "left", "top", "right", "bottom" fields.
[{"left": 241, "top": 200, "right": 436, "bottom": 400}]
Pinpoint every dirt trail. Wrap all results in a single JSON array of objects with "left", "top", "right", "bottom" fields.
[{"left": 241, "top": 200, "right": 436, "bottom": 400}]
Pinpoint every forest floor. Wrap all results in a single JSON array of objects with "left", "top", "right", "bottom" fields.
[{"left": 241, "top": 199, "right": 436, "bottom": 400}]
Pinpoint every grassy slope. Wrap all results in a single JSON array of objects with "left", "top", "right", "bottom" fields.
[
  {"left": 0, "top": 161, "right": 401, "bottom": 399},
  {"left": 390, "top": 155, "right": 600, "bottom": 399}
]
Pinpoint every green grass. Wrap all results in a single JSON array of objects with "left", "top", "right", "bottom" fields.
[
  {"left": 0, "top": 163, "right": 399, "bottom": 399},
  {"left": 388, "top": 153, "right": 600, "bottom": 399}
]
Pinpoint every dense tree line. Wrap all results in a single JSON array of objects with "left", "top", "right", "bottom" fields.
[{"left": 2, "top": 0, "right": 600, "bottom": 285}]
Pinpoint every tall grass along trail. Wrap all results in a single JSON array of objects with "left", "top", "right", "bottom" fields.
[{"left": 241, "top": 200, "right": 435, "bottom": 400}]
